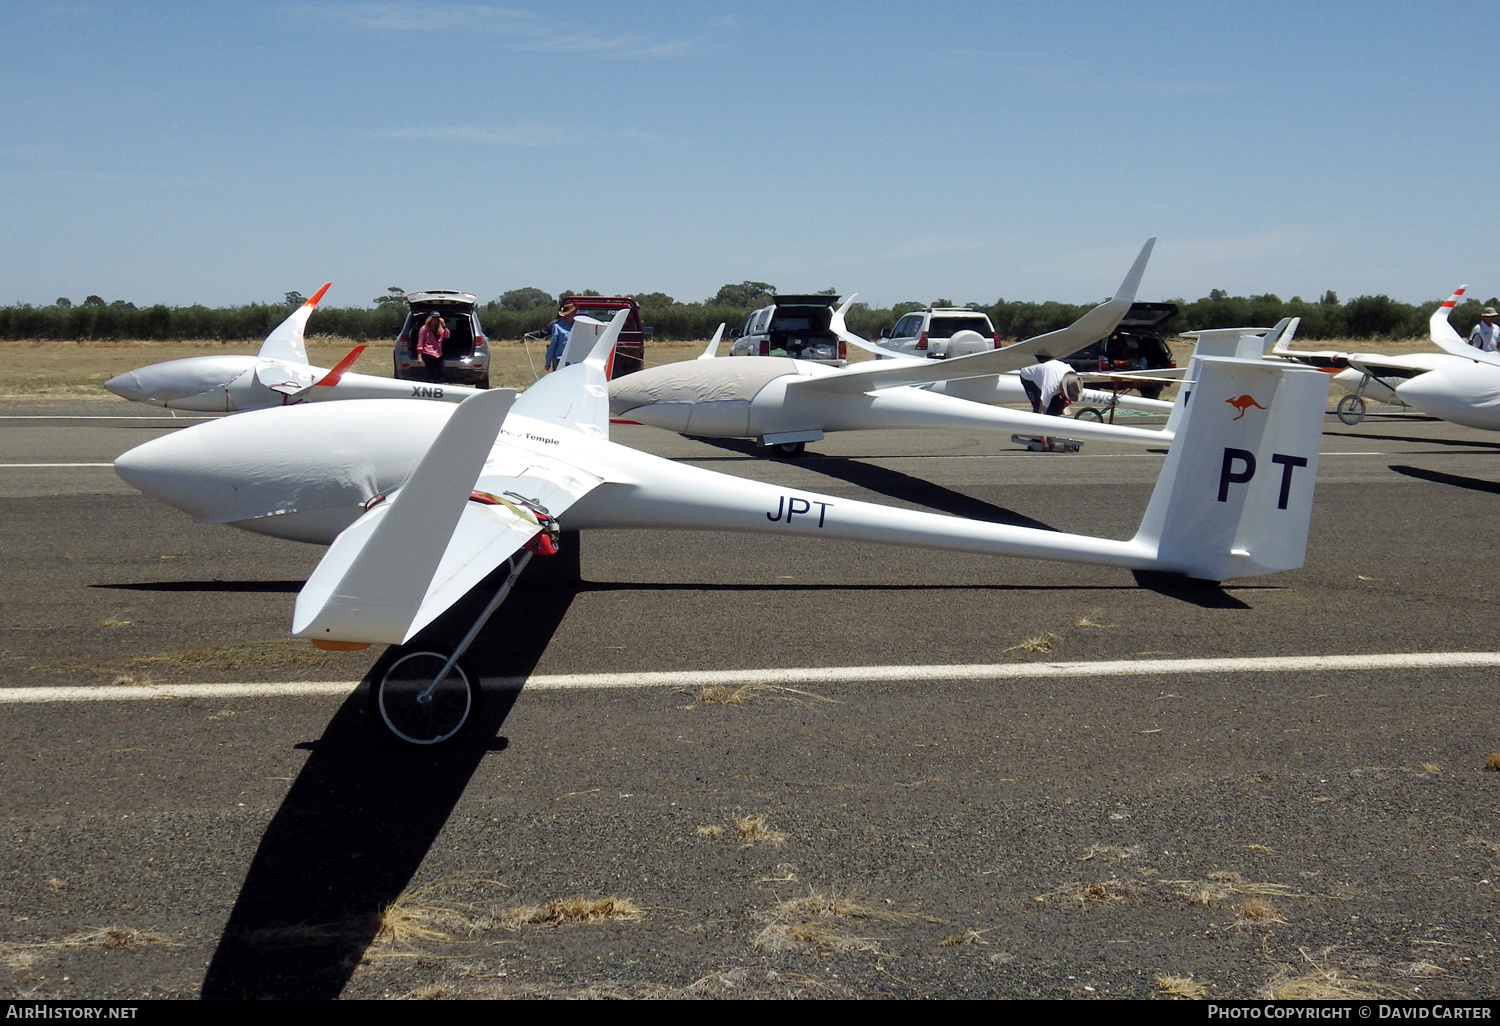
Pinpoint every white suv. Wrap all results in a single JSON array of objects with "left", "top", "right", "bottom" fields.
[{"left": 880, "top": 307, "right": 999, "bottom": 358}]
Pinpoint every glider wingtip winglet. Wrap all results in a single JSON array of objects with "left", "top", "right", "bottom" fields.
[
  {"left": 306, "top": 283, "right": 332, "bottom": 308},
  {"left": 1113, "top": 237, "right": 1156, "bottom": 304}
]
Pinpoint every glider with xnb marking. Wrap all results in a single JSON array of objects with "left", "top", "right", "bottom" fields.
[
  {"left": 115, "top": 304, "right": 1330, "bottom": 746},
  {"left": 103, "top": 284, "right": 482, "bottom": 413}
]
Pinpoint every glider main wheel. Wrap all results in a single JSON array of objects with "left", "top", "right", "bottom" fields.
[
  {"left": 1336, "top": 393, "right": 1366, "bottom": 426},
  {"left": 372, "top": 651, "right": 478, "bottom": 746},
  {"left": 1073, "top": 407, "right": 1104, "bottom": 422},
  {"left": 770, "top": 441, "right": 806, "bottom": 458}
]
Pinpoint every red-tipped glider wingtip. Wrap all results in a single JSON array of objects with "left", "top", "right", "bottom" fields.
[
  {"left": 306, "top": 282, "right": 332, "bottom": 308},
  {"left": 313, "top": 344, "right": 366, "bottom": 388}
]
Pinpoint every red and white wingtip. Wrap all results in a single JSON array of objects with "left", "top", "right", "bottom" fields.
[
  {"left": 259, "top": 282, "right": 332, "bottom": 365},
  {"left": 1429, "top": 284, "right": 1470, "bottom": 355},
  {"left": 311, "top": 344, "right": 366, "bottom": 389}
]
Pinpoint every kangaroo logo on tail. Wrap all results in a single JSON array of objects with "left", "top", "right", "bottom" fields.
[{"left": 1225, "top": 394, "right": 1267, "bottom": 420}]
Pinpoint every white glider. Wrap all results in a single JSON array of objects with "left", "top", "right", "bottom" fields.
[
  {"left": 103, "top": 284, "right": 480, "bottom": 412},
  {"left": 1263, "top": 289, "right": 1497, "bottom": 428},
  {"left": 608, "top": 240, "right": 1178, "bottom": 456},
  {"left": 116, "top": 307, "right": 1329, "bottom": 744},
  {"left": 834, "top": 285, "right": 1178, "bottom": 421}
]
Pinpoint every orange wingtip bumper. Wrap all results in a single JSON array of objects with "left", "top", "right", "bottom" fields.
[{"left": 311, "top": 639, "right": 370, "bottom": 651}]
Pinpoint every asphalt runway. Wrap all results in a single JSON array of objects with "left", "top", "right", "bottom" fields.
[{"left": 4, "top": 396, "right": 1500, "bottom": 999}]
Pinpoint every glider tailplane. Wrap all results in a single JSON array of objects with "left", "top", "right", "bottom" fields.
[
  {"left": 258, "top": 282, "right": 331, "bottom": 365},
  {"left": 292, "top": 388, "right": 523, "bottom": 644},
  {"left": 1132, "top": 355, "right": 1327, "bottom": 582}
]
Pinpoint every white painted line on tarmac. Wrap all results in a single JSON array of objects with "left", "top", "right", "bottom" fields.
[
  {"left": 4, "top": 651, "right": 1497, "bottom": 704},
  {"left": 0, "top": 463, "right": 115, "bottom": 468}
]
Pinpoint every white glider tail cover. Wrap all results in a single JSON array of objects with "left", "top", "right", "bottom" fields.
[
  {"left": 258, "top": 283, "right": 331, "bottom": 365},
  {"left": 508, "top": 309, "right": 627, "bottom": 437},
  {"left": 793, "top": 238, "right": 1156, "bottom": 395},
  {"left": 1133, "top": 355, "right": 1326, "bottom": 580},
  {"left": 293, "top": 388, "right": 521, "bottom": 644}
]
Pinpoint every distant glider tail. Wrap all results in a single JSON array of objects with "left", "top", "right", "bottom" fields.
[
  {"left": 697, "top": 323, "right": 726, "bottom": 360},
  {"left": 1132, "top": 355, "right": 1328, "bottom": 581},
  {"left": 257, "top": 282, "right": 330, "bottom": 365},
  {"left": 1429, "top": 285, "right": 1471, "bottom": 354}
]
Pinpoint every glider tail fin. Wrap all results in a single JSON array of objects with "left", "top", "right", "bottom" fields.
[
  {"left": 698, "top": 323, "right": 726, "bottom": 360},
  {"left": 1429, "top": 285, "right": 1470, "bottom": 353},
  {"left": 258, "top": 282, "right": 331, "bottom": 364},
  {"left": 1132, "top": 355, "right": 1328, "bottom": 581}
]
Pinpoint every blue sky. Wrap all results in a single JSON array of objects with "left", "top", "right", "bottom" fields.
[{"left": 3, "top": 1, "right": 1494, "bottom": 309}]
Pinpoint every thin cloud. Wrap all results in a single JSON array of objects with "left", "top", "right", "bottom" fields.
[
  {"left": 292, "top": 3, "right": 697, "bottom": 56},
  {"left": 289, "top": 2, "right": 537, "bottom": 33},
  {"left": 526, "top": 33, "right": 696, "bottom": 58},
  {"left": 376, "top": 124, "right": 570, "bottom": 147},
  {"left": 374, "top": 123, "right": 663, "bottom": 147}
]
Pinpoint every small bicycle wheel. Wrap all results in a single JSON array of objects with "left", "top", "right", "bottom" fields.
[
  {"left": 1336, "top": 393, "right": 1366, "bottom": 426},
  {"left": 1073, "top": 407, "right": 1104, "bottom": 422},
  {"left": 373, "top": 651, "right": 478, "bottom": 746}
]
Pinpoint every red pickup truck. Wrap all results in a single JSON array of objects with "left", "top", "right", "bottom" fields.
[{"left": 564, "top": 296, "right": 649, "bottom": 378}]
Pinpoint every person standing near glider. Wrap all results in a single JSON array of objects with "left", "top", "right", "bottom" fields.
[
  {"left": 417, "top": 313, "right": 450, "bottom": 382},
  {"left": 546, "top": 302, "right": 577, "bottom": 372},
  {"left": 1469, "top": 306, "right": 1500, "bottom": 352},
  {"left": 1017, "top": 352, "right": 1081, "bottom": 451}
]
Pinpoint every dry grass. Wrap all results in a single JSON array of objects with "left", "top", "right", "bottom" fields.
[
  {"left": 45, "top": 878, "right": 66, "bottom": 891},
  {"left": 735, "top": 816, "right": 787, "bottom": 847},
  {"left": 939, "top": 929, "right": 991, "bottom": 947},
  {"left": 501, "top": 896, "right": 642, "bottom": 927},
  {"left": 1078, "top": 843, "right": 1140, "bottom": 862},
  {"left": 684, "top": 683, "right": 835, "bottom": 708},
  {"left": 1399, "top": 960, "right": 1446, "bottom": 977},
  {"left": 751, "top": 890, "right": 897, "bottom": 957},
  {"left": 1418, "top": 762, "right": 1441, "bottom": 773},
  {"left": 1075, "top": 613, "right": 1117, "bottom": 628},
  {"left": 1036, "top": 879, "right": 1141, "bottom": 905},
  {"left": 384, "top": 967, "right": 853, "bottom": 1000},
  {"left": 99, "top": 618, "right": 132, "bottom": 628},
  {"left": 1262, "top": 948, "right": 1412, "bottom": 1001},
  {"left": 1234, "top": 898, "right": 1287, "bottom": 926},
  {"left": 1006, "top": 632, "right": 1063, "bottom": 654},
  {"left": 368, "top": 877, "right": 510, "bottom": 947},
  {"left": 0, "top": 927, "right": 179, "bottom": 969},
  {"left": 752, "top": 921, "right": 886, "bottom": 956},
  {"left": 696, "top": 824, "right": 724, "bottom": 838},
  {"left": 1486, "top": 751, "right": 1500, "bottom": 772},
  {"left": 1156, "top": 974, "right": 1208, "bottom": 999},
  {"left": 34, "top": 638, "right": 359, "bottom": 681},
  {"left": 1165, "top": 875, "right": 1305, "bottom": 907}
]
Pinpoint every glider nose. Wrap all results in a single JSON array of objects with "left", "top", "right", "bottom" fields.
[
  {"left": 114, "top": 429, "right": 234, "bottom": 522},
  {"left": 103, "top": 369, "right": 153, "bottom": 403}
]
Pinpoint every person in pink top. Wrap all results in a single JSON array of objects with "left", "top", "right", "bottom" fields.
[{"left": 417, "top": 313, "right": 449, "bottom": 382}]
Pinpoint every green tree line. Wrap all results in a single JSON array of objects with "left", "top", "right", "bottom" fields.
[{"left": 4, "top": 287, "right": 1495, "bottom": 343}]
